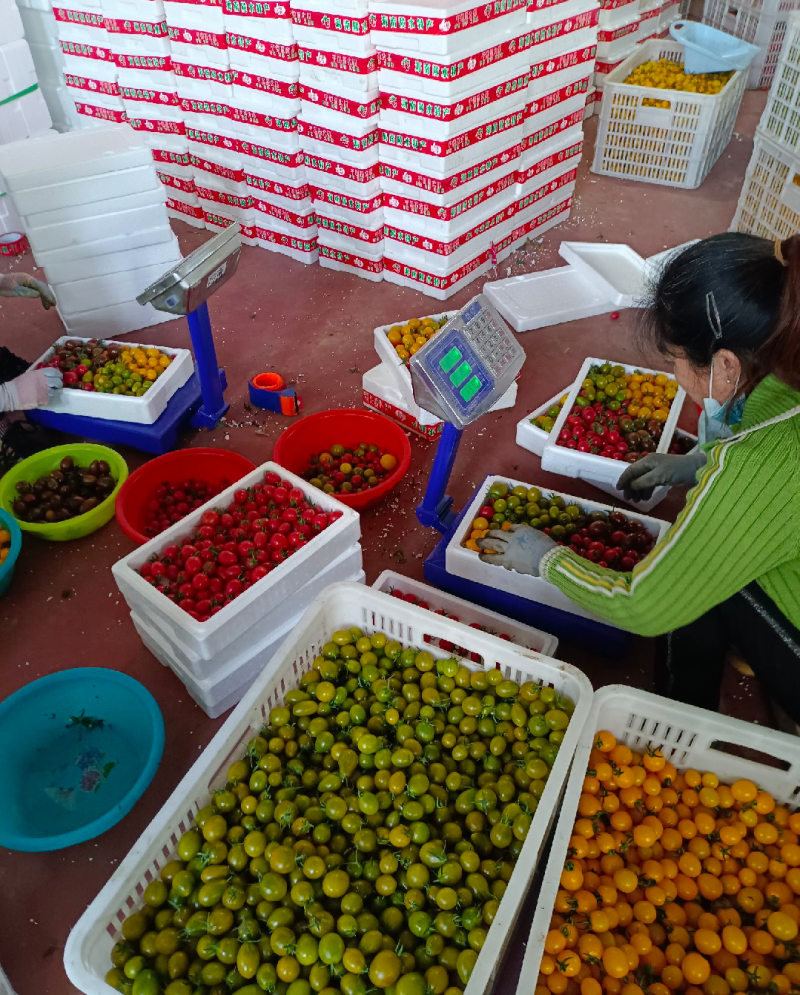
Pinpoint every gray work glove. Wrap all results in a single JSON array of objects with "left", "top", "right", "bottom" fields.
[
  {"left": 618, "top": 450, "right": 707, "bottom": 502},
  {"left": 476, "top": 523, "right": 557, "bottom": 577},
  {"left": 0, "top": 272, "right": 56, "bottom": 309},
  {"left": 0, "top": 366, "right": 63, "bottom": 412}
]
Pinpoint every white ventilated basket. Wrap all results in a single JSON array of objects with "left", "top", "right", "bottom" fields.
[
  {"left": 731, "top": 127, "right": 800, "bottom": 236},
  {"left": 64, "top": 582, "right": 593, "bottom": 995},
  {"left": 516, "top": 684, "right": 800, "bottom": 995},
  {"left": 372, "top": 569, "right": 560, "bottom": 657},
  {"left": 759, "top": 10, "right": 800, "bottom": 153},
  {"left": 592, "top": 37, "right": 748, "bottom": 188},
  {"left": 702, "top": 0, "right": 800, "bottom": 88},
  {"left": 541, "top": 355, "right": 686, "bottom": 487}
]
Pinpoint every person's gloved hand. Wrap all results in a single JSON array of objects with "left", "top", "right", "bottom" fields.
[
  {"left": 0, "top": 272, "right": 56, "bottom": 309},
  {"left": 0, "top": 367, "right": 63, "bottom": 412},
  {"left": 618, "top": 450, "right": 707, "bottom": 502},
  {"left": 476, "top": 523, "right": 557, "bottom": 577}
]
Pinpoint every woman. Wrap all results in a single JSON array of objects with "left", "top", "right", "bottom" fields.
[{"left": 478, "top": 232, "right": 800, "bottom": 720}]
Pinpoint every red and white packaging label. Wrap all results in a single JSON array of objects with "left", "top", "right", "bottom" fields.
[
  {"left": 253, "top": 200, "right": 314, "bottom": 227},
  {"left": 380, "top": 109, "right": 522, "bottom": 159},
  {"left": 153, "top": 149, "right": 192, "bottom": 168},
  {"left": 316, "top": 215, "right": 382, "bottom": 241},
  {"left": 191, "top": 153, "right": 245, "bottom": 180},
  {"left": 60, "top": 40, "right": 113, "bottom": 62},
  {"left": 517, "top": 164, "right": 576, "bottom": 205},
  {"left": 593, "top": 55, "right": 627, "bottom": 74},
  {"left": 247, "top": 173, "right": 311, "bottom": 199},
  {"left": 530, "top": 45, "right": 596, "bottom": 85},
  {"left": 303, "top": 152, "right": 380, "bottom": 183},
  {"left": 187, "top": 126, "right": 240, "bottom": 152},
  {"left": 168, "top": 197, "right": 204, "bottom": 219},
  {"left": 54, "top": 7, "right": 105, "bottom": 27},
  {"left": 74, "top": 102, "right": 128, "bottom": 122},
  {"left": 378, "top": 141, "right": 519, "bottom": 195},
  {"left": 300, "top": 84, "right": 379, "bottom": 119},
  {"left": 240, "top": 222, "right": 258, "bottom": 239},
  {"left": 597, "top": 19, "right": 638, "bottom": 42},
  {"left": 290, "top": 10, "right": 370, "bottom": 35},
  {"left": 159, "top": 172, "right": 196, "bottom": 192},
  {"left": 196, "top": 185, "right": 253, "bottom": 210},
  {"left": 298, "top": 47, "right": 376, "bottom": 75},
  {"left": 120, "top": 85, "right": 180, "bottom": 104},
  {"left": 520, "top": 107, "right": 582, "bottom": 151},
  {"left": 166, "top": 0, "right": 222, "bottom": 7},
  {"left": 181, "top": 97, "right": 231, "bottom": 117},
  {"left": 256, "top": 227, "right": 318, "bottom": 251},
  {"left": 599, "top": 0, "right": 638, "bottom": 9},
  {"left": 380, "top": 71, "right": 528, "bottom": 123},
  {"left": 105, "top": 17, "right": 169, "bottom": 36},
  {"left": 173, "top": 61, "right": 235, "bottom": 84},
  {"left": 64, "top": 73, "right": 120, "bottom": 95},
  {"left": 385, "top": 198, "right": 517, "bottom": 256},
  {"left": 227, "top": 33, "right": 297, "bottom": 61},
  {"left": 114, "top": 52, "right": 172, "bottom": 70},
  {"left": 231, "top": 104, "right": 298, "bottom": 135},
  {"left": 526, "top": 76, "right": 589, "bottom": 116},
  {"left": 310, "top": 187, "right": 382, "bottom": 213},
  {"left": 368, "top": 0, "right": 526, "bottom": 37},
  {"left": 129, "top": 116, "right": 186, "bottom": 133},
  {"left": 516, "top": 136, "right": 582, "bottom": 183},
  {"left": 224, "top": 0, "right": 292, "bottom": 19},
  {"left": 240, "top": 142, "right": 305, "bottom": 167},
  {"left": 168, "top": 26, "right": 228, "bottom": 48},
  {"left": 363, "top": 391, "right": 442, "bottom": 438},
  {"left": 319, "top": 244, "right": 383, "bottom": 272},
  {"left": 298, "top": 121, "right": 379, "bottom": 152},
  {"left": 233, "top": 71, "right": 298, "bottom": 100},
  {"left": 377, "top": 37, "right": 520, "bottom": 83},
  {"left": 383, "top": 168, "right": 516, "bottom": 221}
]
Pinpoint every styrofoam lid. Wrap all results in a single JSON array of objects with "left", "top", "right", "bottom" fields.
[
  {"left": 0, "top": 125, "right": 151, "bottom": 192},
  {"left": 558, "top": 241, "right": 647, "bottom": 308},
  {"left": 484, "top": 266, "right": 615, "bottom": 332}
]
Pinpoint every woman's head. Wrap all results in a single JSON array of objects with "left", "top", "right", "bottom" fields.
[{"left": 640, "top": 232, "right": 800, "bottom": 406}]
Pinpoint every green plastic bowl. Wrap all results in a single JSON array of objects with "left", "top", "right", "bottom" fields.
[{"left": 0, "top": 444, "right": 129, "bottom": 541}]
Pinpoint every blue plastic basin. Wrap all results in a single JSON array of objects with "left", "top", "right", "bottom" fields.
[
  {"left": 0, "top": 669, "right": 164, "bottom": 851},
  {"left": 0, "top": 508, "right": 22, "bottom": 597}
]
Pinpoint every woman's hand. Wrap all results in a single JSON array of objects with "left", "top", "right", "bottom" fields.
[
  {"left": 476, "top": 523, "right": 557, "bottom": 577},
  {"left": 0, "top": 367, "right": 63, "bottom": 412},
  {"left": 0, "top": 273, "right": 56, "bottom": 309},
  {"left": 618, "top": 450, "right": 707, "bottom": 501}
]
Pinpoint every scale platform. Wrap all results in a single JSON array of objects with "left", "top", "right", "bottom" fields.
[{"left": 29, "top": 372, "right": 224, "bottom": 455}]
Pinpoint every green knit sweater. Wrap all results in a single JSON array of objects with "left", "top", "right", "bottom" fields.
[{"left": 540, "top": 374, "right": 800, "bottom": 636}]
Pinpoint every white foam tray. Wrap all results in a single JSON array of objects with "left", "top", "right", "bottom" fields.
[
  {"left": 30, "top": 334, "right": 193, "bottom": 423},
  {"left": 112, "top": 461, "right": 361, "bottom": 661},
  {"left": 514, "top": 385, "right": 572, "bottom": 457},
  {"left": 35, "top": 223, "right": 175, "bottom": 268},
  {"left": 42, "top": 234, "right": 182, "bottom": 285},
  {"left": 541, "top": 354, "right": 687, "bottom": 487},
  {"left": 25, "top": 199, "right": 170, "bottom": 253},
  {"left": 446, "top": 473, "right": 669, "bottom": 624},
  {"left": 15, "top": 165, "right": 161, "bottom": 218},
  {"left": 558, "top": 240, "right": 648, "bottom": 308},
  {"left": 51, "top": 257, "right": 184, "bottom": 313},
  {"left": 373, "top": 569, "right": 559, "bottom": 657},
  {"left": 57, "top": 298, "right": 177, "bottom": 338},
  {"left": 484, "top": 264, "right": 614, "bottom": 331},
  {"left": 64, "top": 582, "right": 592, "bottom": 995}
]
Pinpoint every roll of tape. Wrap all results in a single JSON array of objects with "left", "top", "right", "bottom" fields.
[{"left": 0, "top": 232, "right": 29, "bottom": 257}]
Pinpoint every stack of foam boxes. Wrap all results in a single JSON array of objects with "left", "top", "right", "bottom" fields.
[
  {"left": 12, "top": 0, "right": 72, "bottom": 131},
  {"left": 225, "top": 0, "right": 316, "bottom": 260},
  {"left": 295, "top": 0, "right": 377, "bottom": 277},
  {"left": 1, "top": 0, "right": 53, "bottom": 144},
  {"left": 521, "top": 0, "right": 597, "bottom": 210},
  {"left": 592, "top": 0, "right": 638, "bottom": 107},
  {"left": 0, "top": 126, "right": 182, "bottom": 335},
  {"left": 372, "top": 0, "right": 528, "bottom": 298}
]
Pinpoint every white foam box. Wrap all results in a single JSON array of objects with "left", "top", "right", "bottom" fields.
[
  {"left": 0, "top": 40, "right": 38, "bottom": 102},
  {"left": 558, "top": 240, "right": 647, "bottom": 307},
  {"left": 22, "top": 184, "right": 167, "bottom": 232},
  {"left": 101, "top": 0, "right": 166, "bottom": 16},
  {"left": 298, "top": 46, "right": 378, "bottom": 92},
  {"left": 597, "top": 0, "right": 640, "bottom": 25},
  {"left": 541, "top": 355, "right": 687, "bottom": 487},
  {"left": 379, "top": 116, "right": 525, "bottom": 176},
  {"left": 378, "top": 141, "right": 520, "bottom": 205},
  {"left": 291, "top": 0, "right": 374, "bottom": 52},
  {"left": 0, "top": 86, "right": 52, "bottom": 142},
  {"left": 42, "top": 232, "right": 181, "bottom": 283},
  {"left": 514, "top": 385, "right": 571, "bottom": 457},
  {"left": 34, "top": 221, "right": 175, "bottom": 271},
  {"left": 58, "top": 297, "right": 177, "bottom": 336},
  {"left": 1, "top": 0, "right": 26, "bottom": 42},
  {"left": 25, "top": 198, "right": 170, "bottom": 253},
  {"left": 317, "top": 225, "right": 382, "bottom": 256},
  {"left": 30, "top": 332, "right": 193, "bottom": 423},
  {"left": 0, "top": 190, "right": 22, "bottom": 236},
  {"left": 134, "top": 544, "right": 365, "bottom": 684},
  {"left": 164, "top": 0, "right": 225, "bottom": 33},
  {"left": 595, "top": 13, "right": 639, "bottom": 60},
  {"left": 257, "top": 225, "right": 319, "bottom": 262},
  {"left": 53, "top": 9, "right": 110, "bottom": 47},
  {"left": 485, "top": 264, "right": 613, "bottom": 331},
  {"left": 113, "top": 461, "right": 361, "bottom": 660},
  {"left": 373, "top": 569, "right": 559, "bottom": 656},
  {"left": 169, "top": 34, "right": 231, "bottom": 70},
  {"left": 228, "top": 40, "right": 300, "bottom": 85},
  {"left": 384, "top": 183, "right": 517, "bottom": 241},
  {"left": 368, "top": 0, "right": 528, "bottom": 56},
  {"left": 12, "top": 164, "right": 162, "bottom": 219},
  {"left": 17, "top": 3, "right": 59, "bottom": 43},
  {"left": 51, "top": 257, "right": 183, "bottom": 312},
  {"left": 319, "top": 248, "right": 384, "bottom": 281},
  {"left": 222, "top": 0, "right": 295, "bottom": 46},
  {"left": 447, "top": 473, "right": 669, "bottom": 622},
  {"left": 116, "top": 61, "right": 177, "bottom": 93},
  {"left": 28, "top": 39, "right": 67, "bottom": 82},
  {"left": 362, "top": 360, "right": 444, "bottom": 437}
]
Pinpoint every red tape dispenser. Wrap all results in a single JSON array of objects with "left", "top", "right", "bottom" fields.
[{"left": 248, "top": 372, "right": 301, "bottom": 416}]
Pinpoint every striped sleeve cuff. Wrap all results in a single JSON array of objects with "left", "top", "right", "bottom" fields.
[{"left": 539, "top": 544, "right": 566, "bottom": 582}]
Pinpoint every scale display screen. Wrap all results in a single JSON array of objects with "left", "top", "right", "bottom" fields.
[{"left": 409, "top": 294, "right": 525, "bottom": 429}]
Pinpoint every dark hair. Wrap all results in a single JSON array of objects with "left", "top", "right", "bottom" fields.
[{"left": 640, "top": 231, "right": 800, "bottom": 395}]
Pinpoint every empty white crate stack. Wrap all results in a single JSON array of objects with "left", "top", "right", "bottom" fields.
[
  {"left": 732, "top": 13, "right": 800, "bottom": 233},
  {"left": 702, "top": 0, "right": 800, "bottom": 89},
  {"left": 1, "top": 0, "right": 54, "bottom": 142},
  {"left": 0, "top": 125, "right": 182, "bottom": 336}
]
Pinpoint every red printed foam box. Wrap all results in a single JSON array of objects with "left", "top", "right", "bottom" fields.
[
  {"left": 230, "top": 96, "right": 300, "bottom": 154},
  {"left": 525, "top": 0, "right": 598, "bottom": 31},
  {"left": 164, "top": 0, "right": 225, "bottom": 34},
  {"left": 245, "top": 170, "right": 311, "bottom": 209},
  {"left": 514, "top": 124, "right": 581, "bottom": 187},
  {"left": 64, "top": 71, "right": 124, "bottom": 110},
  {"left": 227, "top": 33, "right": 299, "bottom": 83},
  {"left": 114, "top": 52, "right": 177, "bottom": 92},
  {"left": 59, "top": 38, "right": 117, "bottom": 79},
  {"left": 368, "top": 0, "right": 528, "bottom": 57},
  {"left": 523, "top": 72, "right": 589, "bottom": 133},
  {"left": 596, "top": 0, "right": 639, "bottom": 28},
  {"left": 319, "top": 244, "right": 384, "bottom": 281},
  {"left": 518, "top": 104, "right": 582, "bottom": 169},
  {"left": 222, "top": 0, "right": 295, "bottom": 46},
  {"left": 379, "top": 68, "right": 530, "bottom": 141},
  {"left": 299, "top": 80, "right": 379, "bottom": 133},
  {"left": 298, "top": 117, "right": 380, "bottom": 164},
  {"left": 196, "top": 182, "right": 255, "bottom": 223},
  {"left": 252, "top": 195, "right": 316, "bottom": 238},
  {"left": 257, "top": 225, "right": 319, "bottom": 263},
  {"left": 595, "top": 13, "right": 638, "bottom": 61},
  {"left": 379, "top": 107, "right": 525, "bottom": 176},
  {"left": 158, "top": 170, "right": 199, "bottom": 203},
  {"left": 168, "top": 24, "right": 231, "bottom": 69},
  {"left": 316, "top": 214, "right": 383, "bottom": 255},
  {"left": 231, "top": 67, "right": 300, "bottom": 117},
  {"left": 103, "top": 9, "right": 171, "bottom": 56},
  {"left": 298, "top": 45, "right": 378, "bottom": 92},
  {"left": 54, "top": 4, "right": 110, "bottom": 46},
  {"left": 528, "top": 40, "right": 596, "bottom": 97},
  {"left": 292, "top": 0, "right": 375, "bottom": 55},
  {"left": 241, "top": 141, "right": 306, "bottom": 182},
  {"left": 167, "top": 196, "right": 205, "bottom": 226},
  {"left": 148, "top": 135, "right": 193, "bottom": 178},
  {"left": 310, "top": 184, "right": 382, "bottom": 225},
  {"left": 383, "top": 178, "right": 517, "bottom": 242},
  {"left": 120, "top": 81, "right": 183, "bottom": 122},
  {"left": 636, "top": 5, "right": 659, "bottom": 42},
  {"left": 203, "top": 210, "right": 258, "bottom": 243},
  {"left": 173, "top": 58, "right": 234, "bottom": 104}
]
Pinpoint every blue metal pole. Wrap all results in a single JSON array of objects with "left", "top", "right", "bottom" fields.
[
  {"left": 416, "top": 422, "right": 464, "bottom": 534},
  {"left": 186, "top": 300, "right": 229, "bottom": 429}
]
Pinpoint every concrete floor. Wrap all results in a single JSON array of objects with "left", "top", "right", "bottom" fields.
[{"left": 0, "top": 91, "right": 770, "bottom": 995}]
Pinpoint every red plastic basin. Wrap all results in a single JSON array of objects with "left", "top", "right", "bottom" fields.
[
  {"left": 116, "top": 447, "right": 256, "bottom": 544},
  {"left": 272, "top": 409, "right": 412, "bottom": 511}
]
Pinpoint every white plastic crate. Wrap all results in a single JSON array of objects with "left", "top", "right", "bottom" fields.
[
  {"left": 112, "top": 461, "right": 361, "bottom": 661},
  {"left": 541, "top": 355, "right": 686, "bottom": 487},
  {"left": 516, "top": 683, "right": 800, "bottom": 995},
  {"left": 373, "top": 569, "right": 560, "bottom": 656},
  {"left": 731, "top": 127, "right": 800, "bottom": 235},
  {"left": 759, "top": 10, "right": 800, "bottom": 151},
  {"left": 64, "top": 581, "right": 593, "bottom": 995},
  {"left": 592, "top": 37, "right": 747, "bottom": 187},
  {"left": 446, "top": 474, "right": 669, "bottom": 624},
  {"left": 702, "top": 0, "right": 799, "bottom": 88}
]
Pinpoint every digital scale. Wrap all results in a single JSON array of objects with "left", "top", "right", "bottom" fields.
[
  {"left": 412, "top": 293, "right": 630, "bottom": 654},
  {"left": 32, "top": 227, "right": 238, "bottom": 454}
]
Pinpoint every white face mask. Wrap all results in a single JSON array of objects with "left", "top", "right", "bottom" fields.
[{"left": 697, "top": 362, "right": 745, "bottom": 446}]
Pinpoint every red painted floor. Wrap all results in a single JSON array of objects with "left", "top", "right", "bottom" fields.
[{"left": 0, "top": 95, "right": 771, "bottom": 995}]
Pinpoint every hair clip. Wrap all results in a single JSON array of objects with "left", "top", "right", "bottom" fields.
[
  {"left": 705, "top": 291, "right": 723, "bottom": 340},
  {"left": 775, "top": 239, "right": 789, "bottom": 267}
]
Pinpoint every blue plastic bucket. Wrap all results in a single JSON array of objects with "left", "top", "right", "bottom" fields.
[{"left": 671, "top": 20, "right": 761, "bottom": 74}]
